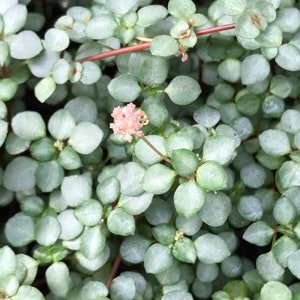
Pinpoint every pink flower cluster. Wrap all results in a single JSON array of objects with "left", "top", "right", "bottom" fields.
[{"left": 109, "top": 103, "right": 148, "bottom": 142}]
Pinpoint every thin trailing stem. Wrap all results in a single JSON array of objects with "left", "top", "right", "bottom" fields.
[
  {"left": 76, "top": 23, "right": 235, "bottom": 63},
  {"left": 106, "top": 254, "right": 121, "bottom": 288},
  {"left": 140, "top": 136, "right": 172, "bottom": 164}
]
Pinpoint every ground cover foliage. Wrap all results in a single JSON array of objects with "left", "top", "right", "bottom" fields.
[{"left": 1, "top": 0, "right": 300, "bottom": 299}]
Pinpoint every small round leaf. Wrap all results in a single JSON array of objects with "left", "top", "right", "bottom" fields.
[
  {"left": 194, "top": 233, "right": 230, "bottom": 264},
  {"left": 58, "top": 209, "right": 83, "bottom": 240},
  {"left": 259, "top": 129, "right": 291, "bottom": 157},
  {"left": 237, "top": 195, "right": 263, "bottom": 221},
  {"left": 48, "top": 109, "right": 76, "bottom": 140},
  {"left": 36, "top": 216, "right": 61, "bottom": 246},
  {"left": 9, "top": 30, "right": 43, "bottom": 59},
  {"left": 0, "top": 78, "right": 18, "bottom": 101},
  {"left": 165, "top": 75, "right": 201, "bottom": 105},
  {"left": 174, "top": 181, "right": 205, "bottom": 218},
  {"left": 3, "top": 157, "right": 38, "bottom": 192},
  {"left": 45, "top": 28, "right": 70, "bottom": 52},
  {"left": 68, "top": 122, "right": 103, "bottom": 154},
  {"left": 107, "top": 208, "right": 135, "bottom": 236},
  {"left": 260, "top": 281, "right": 292, "bottom": 300},
  {"left": 13, "top": 285, "right": 44, "bottom": 300},
  {"left": 171, "top": 149, "right": 199, "bottom": 177},
  {"left": 80, "top": 226, "right": 106, "bottom": 259},
  {"left": 61, "top": 175, "right": 92, "bottom": 207},
  {"left": 280, "top": 109, "right": 300, "bottom": 134},
  {"left": 80, "top": 61, "right": 102, "bottom": 85},
  {"left": 196, "top": 161, "right": 227, "bottom": 191},
  {"left": 0, "top": 246, "right": 17, "bottom": 277},
  {"left": 256, "top": 252, "right": 284, "bottom": 281},
  {"left": 34, "top": 76, "right": 56, "bottom": 103},
  {"left": 108, "top": 74, "right": 141, "bottom": 102},
  {"left": 242, "top": 221, "right": 274, "bottom": 246},
  {"left": 135, "top": 135, "right": 166, "bottom": 165},
  {"left": 137, "top": 5, "right": 168, "bottom": 27},
  {"left": 85, "top": 16, "right": 118, "bottom": 40},
  {"left": 168, "top": 0, "right": 196, "bottom": 19},
  {"left": 120, "top": 235, "right": 151, "bottom": 264},
  {"left": 276, "top": 161, "right": 300, "bottom": 190},
  {"left": 142, "top": 163, "right": 176, "bottom": 195},
  {"left": 110, "top": 276, "right": 136, "bottom": 300},
  {"left": 12, "top": 111, "right": 46, "bottom": 141},
  {"left": 275, "top": 44, "right": 300, "bottom": 71},
  {"left": 3, "top": 4, "right": 27, "bottom": 35},
  {"left": 241, "top": 54, "right": 270, "bottom": 85},
  {"left": 199, "top": 192, "right": 232, "bottom": 227},
  {"left": 5, "top": 213, "right": 35, "bottom": 247},
  {"left": 172, "top": 237, "right": 196, "bottom": 264},
  {"left": 240, "top": 162, "right": 266, "bottom": 188},
  {"left": 150, "top": 35, "right": 179, "bottom": 57},
  {"left": 46, "top": 262, "right": 70, "bottom": 298},
  {"left": 144, "top": 243, "right": 173, "bottom": 274},
  {"left": 36, "top": 161, "right": 64, "bottom": 193},
  {"left": 75, "top": 199, "right": 103, "bottom": 226},
  {"left": 202, "top": 135, "right": 236, "bottom": 165}
]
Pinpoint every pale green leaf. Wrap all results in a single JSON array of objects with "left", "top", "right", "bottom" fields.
[
  {"left": 35, "top": 216, "right": 61, "bottom": 246},
  {"left": 142, "top": 163, "right": 176, "bottom": 195},
  {"left": 0, "top": 246, "right": 17, "bottom": 277},
  {"left": 150, "top": 35, "right": 179, "bottom": 57},
  {"left": 259, "top": 129, "right": 291, "bottom": 157},
  {"left": 45, "top": 28, "right": 70, "bottom": 52},
  {"left": 241, "top": 54, "right": 270, "bottom": 84},
  {"left": 194, "top": 233, "right": 230, "bottom": 263},
  {"left": 3, "top": 157, "right": 37, "bottom": 192},
  {"left": 168, "top": 0, "right": 196, "bottom": 19},
  {"left": 9, "top": 30, "right": 43, "bottom": 59},
  {"left": 34, "top": 76, "right": 56, "bottom": 103},
  {"left": 12, "top": 111, "right": 46, "bottom": 141},
  {"left": 36, "top": 161, "right": 64, "bottom": 193},
  {"left": 260, "top": 281, "right": 292, "bottom": 300},
  {"left": 256, "top": 252, "right": 284, "bottom": 281},
  {"left": 80, "top": 226, "right": 106, "bottom": 259},
  {"left": 3, "top": 4, "right": 27, "bottom": 35},
  {"left": 0, "top": 78, "right": 18, "bottom": 101},
  {"left": 107, "top": 208, "right": 135, "bottom": 236},
  {"left": 46, "top": 262, "right": 70, "bottom": 298},
  {"left": 85, "top": 16, "right": 117, "bottom": 40},
  {"left": 107, "top": 74, "right": 141, "bottom": 102},
  {"left": 217, "top": 0, "right": 247, "bottom": 15},
  {"left": 165, "top": 75, "right": 201, "bottom": 105},
  {"left": 110, "top": 276, "right": 136, "bottom": 300},
  {"left": 199, "top": 192, "right": 231, "bottom": 227},
  {"left": 61, "top": 175, "right": 92, "bottom": 207},
  {"left": 13, "top": 285, "right": 44, "bottom": 300},
  {"left": 5, "top": 213, "right": 35, "bottom": 247},
  {"left": 196, "top": 161, "right": 228, "bottom": 191},
  {"left": 137, "top": 5, "right": 168, "bottom": 27},
  {"left": 58, "top": 209, "right": 83, "bottom": 240},
  {"left": 48, "top": 109, "right": 76, "bottom": 140},
  {"left": 68, "top": 122, "right": 103, "bottom": 154},
  {"left": 275, "top": 44, "right": 300, "bottom": 71},
  {"left": 174, "top": 181, "right": 205, "bottom": 218},
  {"left": 144, "top": 243, "right": 173, "bottom": 274},
  {"left": 242, "top": 221, "right": 274, "bottom": 246}
]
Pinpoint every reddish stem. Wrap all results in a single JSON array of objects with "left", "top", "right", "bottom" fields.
[
  {"left": 76, "top": 23, "right": 235, "bottom": 63},
  {"left": 1, "top": 66, "right": 8, "bottom": 78},
  {"left": 106, "top": 254, "right": 122, "bottom": 288}
]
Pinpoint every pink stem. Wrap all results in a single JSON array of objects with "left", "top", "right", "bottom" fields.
[
  {"left": 106, "top": 255, "right": 121, "bottom": 288},
  {"left": 76, "top": 23, "right": 235, "bottom": 63}
]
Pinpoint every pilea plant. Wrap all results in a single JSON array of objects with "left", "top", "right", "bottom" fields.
[{"left": 1, "top": 0, "right": 300, "bottom": 299}]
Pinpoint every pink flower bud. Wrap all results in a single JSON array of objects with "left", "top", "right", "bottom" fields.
[{"left": 109, "top": 103, "right": 148, "bottom": 142}]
